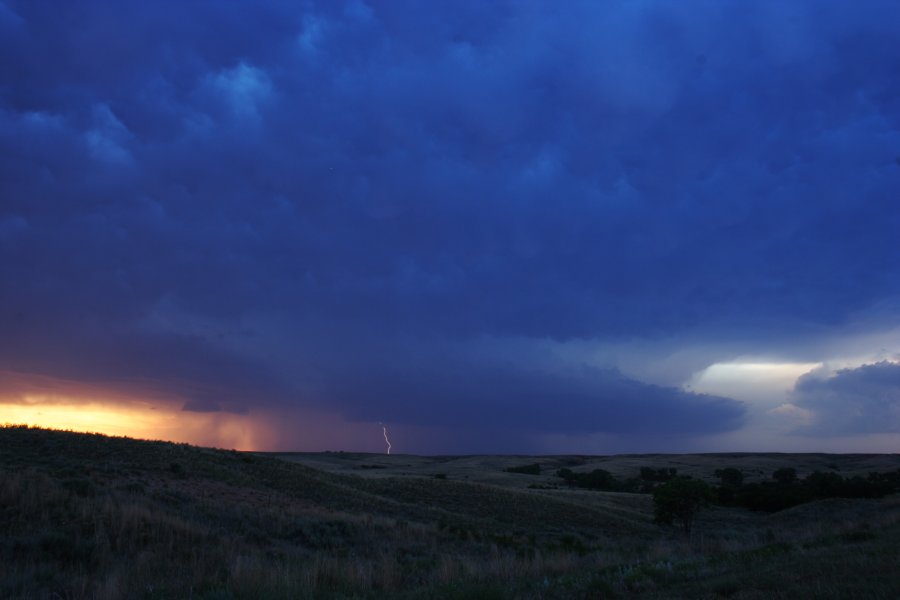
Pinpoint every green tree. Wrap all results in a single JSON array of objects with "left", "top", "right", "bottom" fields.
[
  {"left": 581, "top": 468, "right": 616, "bottom": 490},
  {"left": 556, "top": 468, "right": 578, "bottom": 486},
  {"left": 714, "top": 467, "right": 744, "bottom": 487},
  {"left": 640, "top": 466, "right": 677, "bottom": 482},
  {"left": 772, "top": 467, "right": 797, "bottom": 485},
  {"left": 652, "top": 477, "right": 714, "bottom": 535}
]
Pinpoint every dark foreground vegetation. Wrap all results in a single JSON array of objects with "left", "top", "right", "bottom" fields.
[
  {"left": 721, "top": 467, "right": 900, "bottom": 511},
  {"left": 555, "top": 463, "right": 900, "bottom": 504},
  {"left": 2, "top": 426, "right": 900, "bottom": 599}
]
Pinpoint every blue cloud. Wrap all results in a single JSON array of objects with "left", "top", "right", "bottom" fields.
[
  {"left": 2, "top": 1, "right": 899, "bottom": 446},
  {"left": 792, "top": 361, "right": 900, "bottom": 434},
  {"left": 327, "top": 359, "right": 744, "bottom": 436}
]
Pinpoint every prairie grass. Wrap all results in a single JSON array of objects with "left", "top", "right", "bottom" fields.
[{"left": 2, "top": 425, "right": 899, "bottom": 599}]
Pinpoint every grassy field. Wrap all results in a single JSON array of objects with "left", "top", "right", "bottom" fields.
[
  {"left": 267, "top": 449, "right": 900, "bottom": 486},
  {"left": 2, "top": 425, "right": 899, "bottom": 599}
]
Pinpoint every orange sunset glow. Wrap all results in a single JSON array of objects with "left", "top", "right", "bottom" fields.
[
  {"left": 1, "top": 398, "right": 274, "bottom": 450},
  {"left": 1, "top": 400, "right": 270, "bottom": 450},
  {"left": 0, "top": 371, "right": 275, "bottom": 450},
  {"left": 0, "top": 371, "right": 396, "bottom": 453}
]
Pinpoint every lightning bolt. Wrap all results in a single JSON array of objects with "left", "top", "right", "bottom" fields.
[{"left": 379, "top": 422, "right": 392, "bottom": 455}]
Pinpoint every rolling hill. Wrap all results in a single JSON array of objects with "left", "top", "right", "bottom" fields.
[{"left": 2, "top": 425, "right": 899, "bottom": 599}]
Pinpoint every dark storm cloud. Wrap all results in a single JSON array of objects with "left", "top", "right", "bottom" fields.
[
  {"left": 0, "top": 311, "right": 296, "bottom": 413},
  {"left": 791, "top": 362, "right": 900, "bottom": 435},
  {"left": 327, "top": 358, "right": 743, "bottom": 435},
  {"left": 2, "top": 0, "right": 899, "bottom": 444}
]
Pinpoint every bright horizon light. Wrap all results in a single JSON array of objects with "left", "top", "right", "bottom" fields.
[
  {"left": 689, "top": 362, "right": 822, "bottom": 403},
  {"left": 0, "top": 396, "right": 266, "bottom": 451}
]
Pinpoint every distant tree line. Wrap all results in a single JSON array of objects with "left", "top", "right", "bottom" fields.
[
  {"left": 536, "top": 463, "right": 900, "bottom": 536},
  {"left": 549, "top": 464, "right": 900, "bottom": 514},
  {"left": 555, "top": 466, "right": 679, "bottom": 493},
  {"left": 715, "top": 467, "right": 900, "bottom": 512}
]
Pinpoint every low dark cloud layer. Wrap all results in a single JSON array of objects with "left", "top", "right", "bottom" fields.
[
  {"left": 792, "top": 362, "right": 900, "bottom": 435},
  {"left": 324, "top": 354, "right": 744, "bottom": 435},
  {"left": 2, "top": 1, "right": 899, "bottom": 449}
]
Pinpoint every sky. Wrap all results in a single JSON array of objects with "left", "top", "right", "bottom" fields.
[{"left": 2, "top": 0, "right": 900, "bottom": 454}]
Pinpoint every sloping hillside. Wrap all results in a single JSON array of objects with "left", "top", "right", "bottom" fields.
[
  {"left": 2, "top": 426, "right": 899, "bottom": 599},
  {"left": 0, "top": 426, "right": 651, "bottom": 599}
]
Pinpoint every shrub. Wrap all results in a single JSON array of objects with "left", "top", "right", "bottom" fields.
[
  {"left": 714, "top": 467, "right": 744, "bottom": 487},
  {"left": 652, "top": 478, "right": 714, "bottom": 535},
  {"left": 738, "top": 482, "right": 812, "bottom": 512},
  {"left": 556, "top": 468, "right": 618, "bottom": 490},
  {"left": 506, "top": 463, "right": 541, "bottom": 475},
  {"left": 640, "top": 467, "right": 677, "bottom": 482},
  {"left": 580, "top": 468, "right": 616, "bottom": 490},
  {"left": 556, "top": 468, "right": 578, "bottom": 486},
  {"left": 772, "top": 467, "right": 797, "bottom": 485}
]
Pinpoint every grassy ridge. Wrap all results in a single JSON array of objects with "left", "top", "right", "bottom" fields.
[{"left": 2, "top": 425, "right": 899, "bottom": 599}]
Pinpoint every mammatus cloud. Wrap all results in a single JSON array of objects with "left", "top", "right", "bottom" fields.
[{"left": 789, "top": 362, "right": 900, "bottom": 435}]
